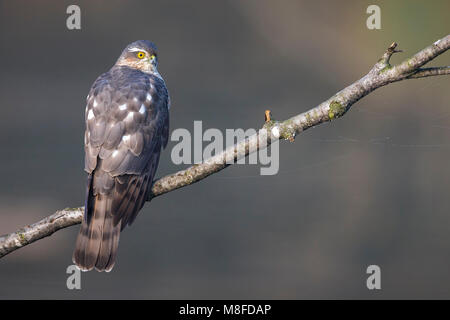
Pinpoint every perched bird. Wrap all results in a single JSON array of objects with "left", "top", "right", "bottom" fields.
[{"left": 73, "top": 40, "right": 170, "bottom": 272}]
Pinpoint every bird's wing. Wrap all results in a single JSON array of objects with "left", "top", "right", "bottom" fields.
[{"left": 84, "top": 67, "right": 169, "bottom": 227}]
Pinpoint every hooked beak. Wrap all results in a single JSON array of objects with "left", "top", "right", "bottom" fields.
[{"left": 150, "top": 55, "right": 157, "bottom": 66}]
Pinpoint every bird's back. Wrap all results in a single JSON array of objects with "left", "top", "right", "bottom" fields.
[{"left": 73, "top": 48, "right": 169, "bottom": 272}]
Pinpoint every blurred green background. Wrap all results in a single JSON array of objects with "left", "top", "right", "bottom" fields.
[{"left": 0, "top": 0, "right": 449, "bottom": 298}]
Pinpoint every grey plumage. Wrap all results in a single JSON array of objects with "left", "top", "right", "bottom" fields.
[{"left": 73, "top": 41, "right": 169, "bottom": 272}]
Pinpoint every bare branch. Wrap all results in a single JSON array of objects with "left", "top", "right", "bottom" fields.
[
  {"left": 1, "top": 35, "right": 449, "bottom": 259},
  {"left": 406, "top": 66, "right": 450, "bottom": 79},
  {"left": 0, "top": 208, "right": 84, "bottom": 258}
]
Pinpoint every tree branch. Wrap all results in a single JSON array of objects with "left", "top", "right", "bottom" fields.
[
  {"left": 406, "top": 66, "right": 450, "bottom": 79},
  {"left": 1, "top": 35, "right": 449, "bottom": 259}
]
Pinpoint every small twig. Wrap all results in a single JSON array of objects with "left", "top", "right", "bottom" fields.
[
  {"left": 265, "top": 110, "right": 272, "bottom": 122},
  {"left": 406, "top": 66, "right": 450, "bottom": 79},
  {"left": 377, "top": 42, "right": 402, "bottom": 66}
]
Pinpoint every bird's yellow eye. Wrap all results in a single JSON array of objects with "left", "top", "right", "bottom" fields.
[
  {"left": 136, "top": 51, "right": 146, "bottom": 59},
  {"left": 150, "top": 54, "right": 156, "bottom": 60}
]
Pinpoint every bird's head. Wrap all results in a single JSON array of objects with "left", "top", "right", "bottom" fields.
[{"left": 116, "top": 40, "right": 159, "bottom": 74}]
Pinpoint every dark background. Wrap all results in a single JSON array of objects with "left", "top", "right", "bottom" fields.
[{"left": 0, "top": 0, "right": 449, "bottom": 299}]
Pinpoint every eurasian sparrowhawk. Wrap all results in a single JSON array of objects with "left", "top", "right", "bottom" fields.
[{"left": 73, "top": 40, "right": 170, "bottom": 272}]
